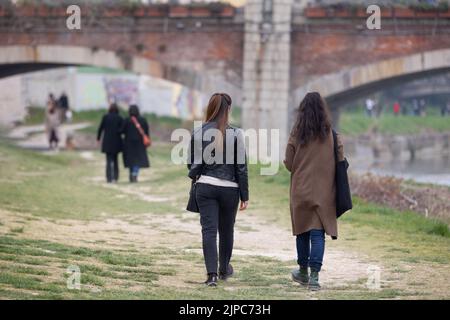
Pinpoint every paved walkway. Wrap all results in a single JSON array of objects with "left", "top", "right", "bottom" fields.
[{"left": 7, "top": 122, "right": 91, "bottom": 151}]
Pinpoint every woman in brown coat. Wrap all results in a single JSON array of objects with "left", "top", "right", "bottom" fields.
[{"left": 284, "top": 92, "right": 344, "bottom": 291}]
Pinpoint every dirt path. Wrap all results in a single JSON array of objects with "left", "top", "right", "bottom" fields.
[
  {"left": 0, "top": 151, "right": 373, "bottom": 290},
  {"left": 0, "top": 208, "right": 371, "bottom": 289},
  {"left": 97, "top": 166, "right": 373, "bottom": 287},
  {"left": 1, "top": 126, "right": 374, "bottom": 295}
]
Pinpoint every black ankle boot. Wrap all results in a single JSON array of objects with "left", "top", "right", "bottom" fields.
[
  {"left": 219, "top": 264, "right": 234, "bottom": 281},
  {"left": 205, "top": 273, "right": 218, "bottom": 287}
]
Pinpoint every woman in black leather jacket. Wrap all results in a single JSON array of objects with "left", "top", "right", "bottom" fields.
[{"left": 188, "top": 93, "right": 249, "bottom": 287}]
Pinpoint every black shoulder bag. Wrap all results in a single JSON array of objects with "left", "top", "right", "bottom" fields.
[
  {"left": 186, "top": 130, "right": 201, "bottom": 213},
  {"left": 186, "top": 179, "right": 200, "bottom": 213},
  {"left": 332, "top": 130, "right": 352, "bottom": 218}
]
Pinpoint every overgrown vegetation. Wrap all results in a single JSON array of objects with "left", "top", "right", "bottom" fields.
[
  {"left": 350, "top": 174, "right": 450, "bottom": 226},
  {"left": 339, "top": 110, "right": 450, "bottom": 136}
]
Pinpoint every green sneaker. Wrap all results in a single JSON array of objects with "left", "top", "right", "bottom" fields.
[
  {"left": 291, "top": 267, "right": 309, "bottom": 286},
  {"left": 308, "top": 270, "right": 321, "bottom": 291}
]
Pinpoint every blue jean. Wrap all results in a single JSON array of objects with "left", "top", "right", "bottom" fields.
[
  {"left": 296, "top": 229, "right": 325, "bottom": 272},
  {"left": 130, "top": 166, "right": 140, "bottom": 177}
]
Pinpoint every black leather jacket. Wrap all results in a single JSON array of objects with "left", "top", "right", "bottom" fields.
[{"left": 187, "top": 122, "right": 249, "bottom": 202}]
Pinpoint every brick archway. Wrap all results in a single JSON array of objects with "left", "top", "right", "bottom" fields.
[
  {"left": 291, "top": 48, "right": 450, "bottom": 110},
  {"left": 0, "top": 45, "right": 195, "bottom": 88}
]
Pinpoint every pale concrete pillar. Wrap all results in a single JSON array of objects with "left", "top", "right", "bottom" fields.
[{"left": 242, "top": 0, "right": 293, "bottom": 161}]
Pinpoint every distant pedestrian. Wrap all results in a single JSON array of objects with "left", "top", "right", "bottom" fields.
[
  {"left": 412, "top": 99, "right": 420, "bottom": 116},
  {"left": 45, "top": 100, "right": 60, "bottom": 150},
  {"left": 393, "top": 101, "right": 401, "bottom": 116},
  {"left": 58, "top": 92, "right": 70, "bottom": 123},
  {"left": 419, "top": 99, "right": 426, "bottom": 117},
  {"left": 121, "top": 105, "right": 151, "bottom": 183},
  {"left": 47, "top": 93, "right": 56, "bottom": 110},
  {"left": 97, "top": 103, "right": 124, "bottom": 183},
  {"left": 365, "top": 98, "right": 375, "bottom": 117},
  {"left": 441, "top": 104, "right": 447, "bottom": 117}
]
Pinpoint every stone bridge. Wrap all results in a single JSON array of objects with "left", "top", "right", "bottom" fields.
[{"left": 1, "top": 0, "right": 450, "bottom": 142}]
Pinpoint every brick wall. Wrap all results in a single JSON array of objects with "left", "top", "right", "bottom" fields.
[{"left": 291, "top": 32, "right": 450, "bottom": 88}]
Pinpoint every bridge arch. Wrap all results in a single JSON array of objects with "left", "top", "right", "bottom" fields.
[
  {"left": 0, "top": 44, "right": 203, "bottom": 90},
  {"left": 291, "top": 48, "right": 450, "bottom": 110}
]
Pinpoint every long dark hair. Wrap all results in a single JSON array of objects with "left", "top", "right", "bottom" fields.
[
  {"left": 129, "top": 104, "right": 140, "bottom": 117},
  {"left": 204, "top": 93, "right": 232, "bottom": 143},
  {"left": 109, "top": 103, "right": 119, "bottom": 114},
  {"left": 292, "top": 92, "right": 331, "bottom": 146}
]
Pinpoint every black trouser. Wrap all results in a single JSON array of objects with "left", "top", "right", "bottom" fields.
[
  {"left": 49, "top": 129, "right": 58, "bottom": 148},
  {"left": 195, "top": 183, "right": 240, "bottom": 275},
  {"left": 105, "top": 153, "right": 119, "bottom": 182}
]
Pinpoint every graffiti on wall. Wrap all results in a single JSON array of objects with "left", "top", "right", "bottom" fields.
[
  {"left": 173, "top": 85, "right": 204, "bottom": 119},
  {"left": 103, "top": 77, "right": 138, "bottom": 108}
]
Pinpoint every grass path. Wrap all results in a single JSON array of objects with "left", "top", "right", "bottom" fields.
[{"left": 0, "top": 131, "right": 449, "bottom": 299}]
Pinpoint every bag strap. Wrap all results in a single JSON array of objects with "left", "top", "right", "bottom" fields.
[
  {"left": 131, "top": 116, "right": 146, "bottom": 138},
  {"left": 332, "top": 129, "right": 338, "bottom": 164}
]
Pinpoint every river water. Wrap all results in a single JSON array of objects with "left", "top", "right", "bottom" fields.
[{"left": 347, "top": 141, "right": 450, "bottom": 187}]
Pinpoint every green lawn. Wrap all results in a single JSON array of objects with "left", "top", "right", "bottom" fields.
[
  {"left": 0, "top": 140, "right": 167, "bottom": 219},
  {"left": 24, "top": 106, "right": 450, "bottom": 138},
  {"left": 339, "top": 111, "right": 450, "bottom": 136},
  {"left": 0, "top": 140, "right": 449, "bottom": 299}
]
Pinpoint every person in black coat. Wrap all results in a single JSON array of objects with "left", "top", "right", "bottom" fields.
[
  {"left": 121, "top": 104, "right": 150, "bottom": 183},
  {"left": 58, "top": 91, "right": 70, "bottom": 123},
  {"left": 97, "top": 103, "right": 124, "bottom": 183}
]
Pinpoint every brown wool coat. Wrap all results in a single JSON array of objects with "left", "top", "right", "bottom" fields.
[{"left": 284, "top": 130, "right": 344, "bottom": 239}]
